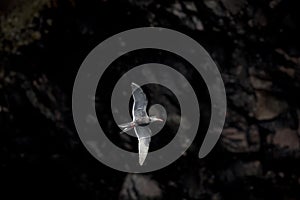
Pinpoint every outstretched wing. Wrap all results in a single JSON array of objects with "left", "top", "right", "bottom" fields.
[
  {"left": 134, "top": 126, "right": 152, "bottom": 165},
  {"left": 131, "top": 82, "right": 148, "bottom": 120}
]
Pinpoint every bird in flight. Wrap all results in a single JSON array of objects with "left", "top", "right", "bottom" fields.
[{"left": 118, "top": 82, "right": 163, "bottom": 165}]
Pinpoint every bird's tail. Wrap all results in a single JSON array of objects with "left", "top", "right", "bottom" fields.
[{"left": 118, "top": 122, "right": 134, "bottom": 133}]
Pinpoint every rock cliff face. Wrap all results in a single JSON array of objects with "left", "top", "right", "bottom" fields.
[{"left": 1, "top": 0, "right": 300, "bottom": 199}]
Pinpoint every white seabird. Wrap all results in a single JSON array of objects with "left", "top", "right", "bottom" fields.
[{"left": 118, "top": 82, "right": 163, "bottom": 165}]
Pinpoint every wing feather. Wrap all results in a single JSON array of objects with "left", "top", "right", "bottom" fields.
[
  {"left": 131, "top": 83, "right": 148, "bottom": 120},
  {"left": 134, "top": 126, "right": 152, "bottom": 165}
]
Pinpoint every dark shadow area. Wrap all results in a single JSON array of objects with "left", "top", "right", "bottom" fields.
[{"left": 1, "top": 0, "right": 300, "bottom": 199}]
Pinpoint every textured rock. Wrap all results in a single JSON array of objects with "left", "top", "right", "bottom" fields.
[
  {"left": 0, "top": 0, "right": 50, "bottom": 53},
  {"left": 120, "top": 175, "right": 162, "bottom": 200},
  {"left": 1, "top": 0, "right": 300, "bottom": 199},
  {"left": 272, "top": 128, "right": 300, "bottom": 150},
  {"left": 220, "top": 0, "right": 246, "bottom": 15},
  {"left": 221, "top": 127, "right": 260, "bottom": 153},
  {"left": 254, "top": 91, "right": 288, "bottom": 120},
  {"left": 203, "top": 0, "right": 225, "bottom": 16},
  {"left": 220, "top": 161, "right": 263, "bottom": 183},
  {"left": 222, "top": 110, "right": 260, "bottom": 153},
  {"left": 250, "top": 75, "right": 273, "bottom": 90}
]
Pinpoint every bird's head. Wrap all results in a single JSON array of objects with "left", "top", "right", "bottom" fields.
[{"left": 149, "top": 116, "right": 164, "bottom": 123}]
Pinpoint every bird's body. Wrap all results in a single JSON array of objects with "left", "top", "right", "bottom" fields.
[
  {"left": 135, "top": 117, "right": 150, "bottom": 126},
  {"left": 118, "top": 82, "right": 163, "bottom": 165}
]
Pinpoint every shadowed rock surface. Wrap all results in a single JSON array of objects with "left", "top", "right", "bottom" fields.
[
  {"left": 120, "top": 174, "right": 162, "bottom": 200},
  {"left": 1, "top": 0, "right": 300, "bottom": 199}
]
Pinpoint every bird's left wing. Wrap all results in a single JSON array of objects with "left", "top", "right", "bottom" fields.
[
  {"left": 131, "top": 82, "right": 148, "bottom": 120},
  {"left": 134, "top": 126, "right": 152, "bottom": 165}
]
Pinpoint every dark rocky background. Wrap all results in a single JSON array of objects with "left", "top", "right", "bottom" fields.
[{"left": 1, "top": 0, "right": 300, "bottom": 199}]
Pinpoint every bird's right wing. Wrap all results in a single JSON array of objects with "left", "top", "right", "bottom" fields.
[
  {"left": 134, "top": 126, "right": 152, "bottom": 165},
  {"left": 131, "top": 82, "right": 148, "bottom": 120}
]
